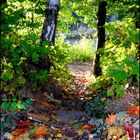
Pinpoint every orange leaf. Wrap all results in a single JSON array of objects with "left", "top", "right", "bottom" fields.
[
  {"left": 82, "top": 124, "right": 95, "bottom": 131},
  {"left": 11, "top": 137, "right": 17, "bottom": 140},
  {"left": 11, "top": 128, "right": 27, "bottom": 136},
  {"left": 105, "top": 114, "right": 117, "bottom": 126},
  {"left": 127, "top": 106, "right": 139, "bottom": 116},
  {"left": 34, "top": 125, "right": 48, "bottom": 136}
]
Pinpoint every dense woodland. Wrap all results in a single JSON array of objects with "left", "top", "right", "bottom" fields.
[{"left": 1, "top": 0, "right": 140, "bottom": 140}]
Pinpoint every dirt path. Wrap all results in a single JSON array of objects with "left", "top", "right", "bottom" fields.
[
  {"left": 67, "top": 62, "right": 92, "bottom": 76},
  {"left": 2, "top": 62, "right": 139, "bottom": 140}
]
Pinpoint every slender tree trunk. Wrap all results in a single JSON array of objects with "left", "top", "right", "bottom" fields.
[
  {"left": 40, "top": 0, "right": 60, "bottom": 45},
  {"left": 93, "top": 1, "right": 107, "bottom": 77},
  {"left": 39, "top": 0, "right": 60, "bottom": 72}
]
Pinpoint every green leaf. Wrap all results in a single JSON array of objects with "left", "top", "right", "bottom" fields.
[
  {"left": 18, "top": 0, "right": 26, "bottom": 2},
  {"left": 28, "top": 33, "right": 38, "bottom": 42},
  {"left": 16, "top": 101, "right": 23, "bottom": 109},
  {"left": 18, "top": 77, "right": 26, "bottom": 85},
  {"left": 32, "top": 52, "right": 39, "bottom": 62},
  {"left": 21, "top": 102, "right": 28, "bottom": 110},
  {"left": 34, "top": 8, "right": 44, "bottom": 14},
  {"left": 26, "top": 99, "right": 32, "bottom": 104},
  {"left": 114, "top": 84, "right": 125, "bottom": 96},
  {"left": 108, "top": 66, "right": 128, "bottom": 82},
  {"left": 2, "top": 69, "right": 13, "bottom": 82},
  {"left": 94, "top": 96, "right": 99, "bottom": 105},
  {"left": 10, "top": 102, "right": 17, "bottom": 112},
  {"left": 131, "top": 64, "right": 139, "bottom": 75},
  {"left": 107, "top": 89, "right": 114, "bottom": 97},
  {"left": 1, "top": 102, "right": 11, "bottom": 111},
  {"left": 124, "top": 56, "right": 136, "bottom": 66}
]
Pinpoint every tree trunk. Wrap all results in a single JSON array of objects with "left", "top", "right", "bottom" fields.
[
  {"left": 39, "top": 0, "right": 60, "bottom": 72},
  {"left": 93, "top": 1, "right": 107, "bottom": 77},
  {"left": 40, "top": 0, "right": 60, "bottom": 45}
]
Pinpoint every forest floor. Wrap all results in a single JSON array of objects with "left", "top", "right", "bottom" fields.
[{"left": 1, "top": 62, "right": 140, "bottom": 140}]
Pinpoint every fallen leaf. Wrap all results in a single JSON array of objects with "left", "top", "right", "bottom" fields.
[
  {"left": 77, "top": 130, "right": 84, "bottom": 136},
  {"left": 89, "top": 134, "right": 94, "bottom": 140},
  {"left": 11, "top": 128, "right": 27, "bottom": 136},
  {"left": 127, "top": 128, "right": 135, "bottom": 139},
  {"left": 3, "top": 132, "right": 14, "bottom": 139},
  {"left": 81, "top": 124, "right": 95, "bottom": 131},
  {"left": 34, "top": 125, "right": 48, "bottom": 137},
  {"left": 124, "top": 123, "right": 135, "bottom": 139},
  {"left": 127, "top": 106, "right": 139, "bottom": 116},
  {"left": 55, "top": 133, "right": 63, "bottom": 138},
  {"left": 106, "top": 126, "right": 126, "bottom": 140},
  {"left": 105, "top": 114, "right": 117, "bottom": 126},
  {"left": 12, "top": 132, "right": 30, "bottom": 140},
  {"left": 17, "top": 119, "right": 34, "bottom": 129}
]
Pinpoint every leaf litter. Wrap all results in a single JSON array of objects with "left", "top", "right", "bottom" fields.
[{"left": 2, "top": 62, "right": 140, "bottom": 140}]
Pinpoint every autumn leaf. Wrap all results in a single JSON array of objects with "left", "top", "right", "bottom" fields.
[
  {"left": 34, "top": 125, "right": 48, "bottom": 136},
  {"left": 106, "top": 126, "right": 126, "bottom": 140},
  {"left": 81, "top": 124, "right": 95, "bottom": 131},
  {"left": 127, "top": 128, "right": 135, "bottom": 139},
  {"left": 55, "top": 133, "right": 63, "bottom": 138},
  {"left": 10, "top": 119, "right": 34, "bottom": 139},
  {"left": 11, "top": 128, "right": 27, "bottom": 136},
  {"left": 105, "top": 114, "right": 117, "bottom": 126},
  {"left": 124, "top": 123, "right": 135, "bottom": 139},
  {"left": 17, "top": 119, "right": 34, "bottom": 128},
  {"left": 127, "top": 106, "right": 139, "bottom": 116}
]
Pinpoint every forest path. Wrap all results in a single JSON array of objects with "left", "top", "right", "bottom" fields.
[
  {"left": 2, "top": 62, "right": 139, "bottom": 140},
  {"left": 66, "top": 62, "right": 94, "bottom": 97}
]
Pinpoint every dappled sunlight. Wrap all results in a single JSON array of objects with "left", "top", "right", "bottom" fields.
[{"left": 1, "top": 0, "right": 139, "bottom": 139}]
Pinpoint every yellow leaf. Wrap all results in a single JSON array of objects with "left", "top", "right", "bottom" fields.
[
  {"left": 77, "top": 130, "right": 84, "bottom": 136},
  {"left": 106, "top": 126, "right": 126, "bottom": 140},
  {"left": 55, "top": 133, "right": 63, "bottom": 138},
  {"left": 3, "top": 132, "right": 13, "bottom": 139}
]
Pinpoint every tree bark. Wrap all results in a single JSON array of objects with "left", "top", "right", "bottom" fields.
[
  {"left": 93, "top": 1, "right": 107, "bottom": 77},
  {"left": 39, "top": 0, "right": 60, "bottom": 72},
  {"left": 40, "top": 0, "right": 60, "bottom": 45}
]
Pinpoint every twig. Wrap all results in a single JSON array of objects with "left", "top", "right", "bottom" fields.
[{"left": 27, "top": 114, "right": 91, "bottom": 128}]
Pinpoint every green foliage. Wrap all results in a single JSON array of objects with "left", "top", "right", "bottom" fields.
[
  {"left": 1, "top": 0, "right": 44, "bottom": 92},
  {"left": 49, "top": 35, "right": 73, "bottom": 87},
  {"left": 1, "top": 0, "right": 72, "bottom": 113},
  {"left": 85, "top": 92, "right": 108, "bottom": 118},
  {"left": 1, "top": 98, "right": 32, "bottom": 112},
  {"left": 100, "top": 19, "right": 139, "bottom": 97},
  {"left": 1, "top": 0, "right": 140, "bottom": 116}
]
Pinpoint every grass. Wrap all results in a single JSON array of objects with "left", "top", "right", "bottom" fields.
[{"left": 68, "top": 37, "right": 96, "bottom": 62}]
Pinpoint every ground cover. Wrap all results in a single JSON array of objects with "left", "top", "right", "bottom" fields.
[{"left": 1, "top": 62, "right": 139, "bottom": 140}]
